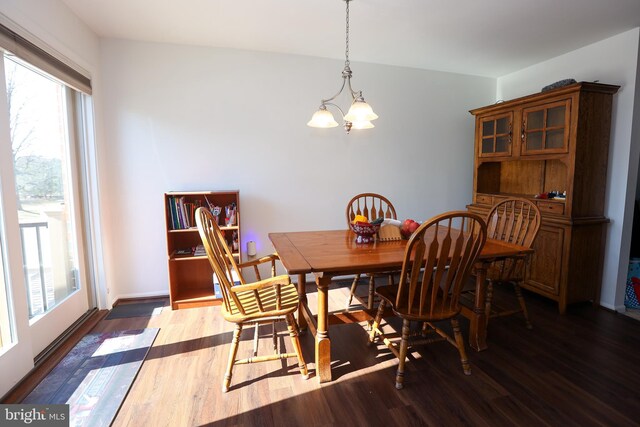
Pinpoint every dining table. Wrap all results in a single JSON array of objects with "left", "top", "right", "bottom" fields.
[{"left": 269, "top": 228, "right": 533, "bottom": 383}]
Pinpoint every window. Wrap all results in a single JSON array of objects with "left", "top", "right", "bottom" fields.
[
  {"left": 0, "top": 20, "right": 95, "bottom": 395},
  {"left": 5, "top": 55, "right": 82, "bottom": 318}
]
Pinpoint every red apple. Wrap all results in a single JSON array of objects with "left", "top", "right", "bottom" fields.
[{"left": 401, "top": 219, "right": 420, "bottom": 238}]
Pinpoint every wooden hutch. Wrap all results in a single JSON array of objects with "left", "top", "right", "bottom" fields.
[{"left": 467, "top": 82, "right": 619, "bottom": 313}]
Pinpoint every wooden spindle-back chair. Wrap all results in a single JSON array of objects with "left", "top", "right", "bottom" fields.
[
  {"left": 345, "top": 193, "right": 398, "bottom": 309},
  {"left": 369, "top": 211, "right": 487, "bottom": 389},
  {"left": 484, "top": 198, "right": 541, "bottom": 329},
  {"left": 195, "top": 207, "right": 308, "bottom": 392}
]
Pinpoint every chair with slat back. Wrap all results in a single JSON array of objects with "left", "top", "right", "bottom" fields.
[
  {"left": 368, "top": 211, "right": 487, "bottom": 389},
  {"left": 195, "top": 207, "right": 308, "bottom": 392},
  {"left": 484, "top": 198, "right": 541, "bottom": 329},
  {"left": 345, "top": 193, "right": 398, "bottom": 309}
]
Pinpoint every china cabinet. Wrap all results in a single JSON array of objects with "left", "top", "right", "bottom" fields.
[{"left": 467, "top": 82, "right": 619, "bottom": 313}]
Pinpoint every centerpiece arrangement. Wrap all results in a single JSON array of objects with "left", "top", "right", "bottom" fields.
[{"left": 349, "top": 215, "right": 383, "bottom": 244}]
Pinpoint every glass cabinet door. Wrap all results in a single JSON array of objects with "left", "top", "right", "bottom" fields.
[
  {"left": 478, "top": 112, "right": 513, "bottom": 157},
  {"left": 521, "top": 99, "right": 571, "bottom": 155}
]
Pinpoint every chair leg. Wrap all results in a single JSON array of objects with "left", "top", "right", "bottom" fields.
[
  {"left": 286, "top": 313, "right": 309, "bottom": 380},
  {"left": 252, "top": 323, "right": 259, "bottom": 356},
  {"left": 451, "top": 318, "right": 471, "bottom": 375},
  {"left": 395, "top": 319, "right": 411, "bottom": 390},
  {"left": 513, "top": 282, "right": 533, "bottom": 330},
  {"left": 485, "top": 282, "right": 494, "bottom": 321},
  {"left": 345, "top": 274, "right": 361, "bottom": 308},
  {"left": 272, "top": 321, "right": 278, "bottom": 351},
  {"left": 224, "top": 323, "right": 243, "bottom": 392},
  {"left": 367, "top": 274, "right": 375, "bottom": 310},
  {"left": 368, "top": 299, "right": 386, "bottom": 345}
]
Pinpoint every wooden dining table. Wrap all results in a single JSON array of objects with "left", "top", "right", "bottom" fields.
[{"left": 269, "top": 229, "right": 533, "bottom": 383}]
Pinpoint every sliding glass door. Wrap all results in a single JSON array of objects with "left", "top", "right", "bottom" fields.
[{"left": 0, "top": 51, "right": 94, "bottom": 396}]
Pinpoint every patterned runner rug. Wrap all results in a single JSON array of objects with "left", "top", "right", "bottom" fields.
[{"left": 23, "top": 328, "right": 159, "bottom": 427}]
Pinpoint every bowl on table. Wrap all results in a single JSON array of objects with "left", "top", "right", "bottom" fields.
[{"left": 349, "top": 222, "right": 381, "bottom": 244}]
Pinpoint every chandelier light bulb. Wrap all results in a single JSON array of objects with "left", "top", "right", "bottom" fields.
[
  {"left": 349, "top": 120, "right": 375, "bottom": 130},
  {"left": 307, "top": 108, "right": 339, "bottom": 128},
  {"left": 344, "top": 100, "right": 378, "bottom": 123}
]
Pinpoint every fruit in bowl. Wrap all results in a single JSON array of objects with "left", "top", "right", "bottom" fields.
[
  {"left": 400, "top": 219, "right": 420, "bottom": 239},
  {"left": 349, "top": 221, "right": 381, "bottom": 244}
]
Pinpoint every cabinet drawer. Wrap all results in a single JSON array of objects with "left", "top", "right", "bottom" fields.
[
  {"left": 492, "top": 195, "right": 507, "bottom": 205},
  {"left": 476, "top": 194, "right": 493, "bottom": 205},
  {"left": 537, "top": 200, "right": 565, "bottom": 215}
]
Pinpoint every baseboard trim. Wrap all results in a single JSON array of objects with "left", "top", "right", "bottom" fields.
[{"left": 112, "top": 291, "right": 169, "bottom": 303}]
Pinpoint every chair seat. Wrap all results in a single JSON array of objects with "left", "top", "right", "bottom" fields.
[
  {"left": 376, "top": 284, "right": 460, "bottom": 322},
  {"left": 223, "top": 280, "right": 300, "bottom": 323}
]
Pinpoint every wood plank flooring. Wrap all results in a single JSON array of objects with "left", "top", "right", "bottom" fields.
[{"left": 27, "top": 281, "right": 640, "bottom": 426}]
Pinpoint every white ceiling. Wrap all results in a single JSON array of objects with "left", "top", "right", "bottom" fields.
[{"left": 61, "top": 0, "right": 640, "bottom": 78}]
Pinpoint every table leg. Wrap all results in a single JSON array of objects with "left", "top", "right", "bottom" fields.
[
  {"left": 297, "top": 274, "right": 308, "bottom": 331},
  {"left": 469, "top": 261, "right": 490, "bottom": 351},
  {"left": 316, "top": 275, "right": 332, "bottom": 382}
]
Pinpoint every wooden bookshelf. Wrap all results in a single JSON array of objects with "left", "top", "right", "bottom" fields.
[{"left": 164, "top": 191, "right": 240, "bottom": 309}]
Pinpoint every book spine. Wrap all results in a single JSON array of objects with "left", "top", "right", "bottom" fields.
[
  {"left": 177, "top": 197, "right": 185, "bottom": 229},
  {"left": 169, "top": 197, "right": 179, "bottom": 230},
  {"left": 179, "top": 197, "right": 189, "bottom": 228}
]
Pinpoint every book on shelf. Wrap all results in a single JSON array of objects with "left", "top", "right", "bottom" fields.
[
  {"left": 168, "top": 196, "right": 203, "bottom": 230},
  {"left": 174, "top": 248, "right": 193, "bottom": 256},
  {"left": 168, "top": 197, "right": 178, "bottom": 229},
  {"left": 194, "top": 244, "right": 206, "bottom": 256}
]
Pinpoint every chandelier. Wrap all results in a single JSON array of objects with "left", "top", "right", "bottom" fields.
[{"left": 307, "top": 0, "right": 378, "bottom": 133}]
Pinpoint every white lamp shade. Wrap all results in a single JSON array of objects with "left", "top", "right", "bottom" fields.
[
  {"left": 344, "top": 100, "right": 378, "bottom": 122},
  {"left": 350, "top": 120, "right": 375, "bottom": 130},
  {"left": 307, "top": 109, "right": 339, "bottom": 128}
]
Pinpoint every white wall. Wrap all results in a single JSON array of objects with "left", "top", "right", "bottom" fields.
[
  {"left": 498, "top": 28, "right": 640, "bottom": 310},
  {"left": 98, "top": 39, "right": 495, "bottom": 301}
]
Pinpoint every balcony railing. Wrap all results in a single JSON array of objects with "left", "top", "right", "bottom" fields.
[{"left": 19, "top": 221, "right": 53, "bottom": 318}]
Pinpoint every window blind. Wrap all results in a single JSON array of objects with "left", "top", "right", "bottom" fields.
[{"left": 0, "top": 20, "right": 92, "bottom": 95}]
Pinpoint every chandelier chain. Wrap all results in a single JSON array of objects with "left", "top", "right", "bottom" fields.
[{"left": 345, "top": 0, "right": 350, "bottom": 67}]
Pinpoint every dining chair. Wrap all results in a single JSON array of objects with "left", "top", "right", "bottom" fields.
[
  {"left": 195, "top": 207, "right": 308, "bottom": 392},
  {"left": 368, "top": 211, "right": 487, "bottom": 389},
  {"left": 345, "top": 193, "right": 398, "bottom": 310},
  {"left": 483, "top": 197, "right": 541, "bottom": 329}
]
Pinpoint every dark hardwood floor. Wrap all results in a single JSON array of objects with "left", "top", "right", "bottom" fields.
[{"left": 18, "top": 282, "right": 640, "bottom": 426}]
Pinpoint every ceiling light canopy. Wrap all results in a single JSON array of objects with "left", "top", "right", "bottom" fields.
[{"left": 307, "top": 0, "right": 378, "bottom": 134}]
